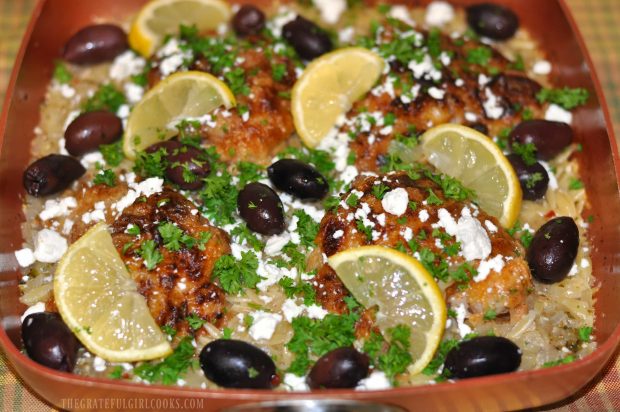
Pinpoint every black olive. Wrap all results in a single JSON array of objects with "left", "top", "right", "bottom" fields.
[
  {"left": 23, "top": 154, "right": 86, "bottom": 197},
  {"left": 199, "top": 339, "right": 276, "bottom": 389},
  {"left": 282, "top": 16, "right": 333, "bottom": 60},
  {"left": 307, "top": 347, "right": 370, "bottom": 389},
  {"left": 267, "top": 159, "right": 329, "bottom": 201},
  {"left": 507, "top": 154, "right": 549, "bottom": 201},
  {"left": 238, "top": 182, "right": 285, "bottom": 235},
  {"left": 145, "top": 140, "right": 183, "bottom": 155},
  {"left": 509, "top": 120, "right": 574, "bottom": 161},
  {"left": 22, "top": 312, "right": 80, "bottom": 372},
  {"left": 466, "top": 3, "right": 519, "bottom": 40},
  {"left": 232, "top": 5, "right": 266, "bottom": 36},
  {"left": 62, "top": 24, "right": 128, "bottom": 65},
  {"left": 445, "top": 336, "right": 521, "bottom": 379},
  {"left": 527, "top": 216, "right": 579, "bottom": 284},
  {"left": 64, "top": 110, "right": 123, "bottom": 156},
  {"left": 165, "top": 146, "right": 211, "bottom": 190}
]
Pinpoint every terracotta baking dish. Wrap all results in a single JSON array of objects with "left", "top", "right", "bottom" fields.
[{"left": 0, "top": 0, "right": 618, "bottom": 410}]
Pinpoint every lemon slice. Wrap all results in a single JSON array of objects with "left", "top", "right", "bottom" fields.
[
  {"left": 54, "top": 223, "right": 172, "bottom": 362},
  {"left": 328, "top": 246, "right": 446, "bottom": 375},
  {"left": 421, "top": 124, "right": 522, "bottom": 228},
  {"left": 292, "top": 47, "right": 384, "bottom": 148},
  {"left": 129, "top": 0, "right": 231, "bottom": 57},
  {"left": 123, "top": 70, "right": 236, "bottom": 159}
]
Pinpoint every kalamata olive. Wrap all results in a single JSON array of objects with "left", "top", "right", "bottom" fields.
[
  {"left": 509, "top": 120, "right": 574, "bottom": 161},
  {"left": 238, "top": 182, "right": 285, "bottom": 235},
  {"left": 232, "top": 5, "right": 266, "bottom": 36},
  {"left": 282, "top": 16, "right": 333, "bottom": 60},
  {"left": 507, "top": 154, "right": 549, "bottom": 201},
  {"left": 267, "top": 159, "right": 329, "bottom": 201},
  {"left": 64, "top": 110, "right": 123, "bottom": 156},
  {"left": 307, "top": 347, "right": 370, "bottom": 389},
  {"left": 445, "top": 336, "right": 521, "bottom": 379},
  {"left": 527, "top": 216, "right": 579, "bottom": 284},
  {"left": 199, "top": 339, "right": 276, "bottom": 389},
  {"left": 466, "top": 3, "right": 519, "bottom": 40},
  {"left": 22, "top": 312, "right": 80, "bottom": 372},
  {"left": 165, "top": 146, "right": 211, "bottom": 190},
  {"left": 23, "top": 154, "right": 86, "bottom": 197},
  {"left": 62, "top": 24, "right": 128, "bottom": 65}
]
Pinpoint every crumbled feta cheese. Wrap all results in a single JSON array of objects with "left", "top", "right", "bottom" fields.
[
  {"left": 338, "top": 26, "right": 355, "bottom": 44},
  {"left": 248, "top": 311, "right": 282, "bottom": 340},
  {"left": 356, "top": 371, "right": 392, "bottom": 390},
  {"left": 580, "top": 258, "right": 590, "bottom": 268},
  {"left": 427, "top": 86, "right": 445, "bottom": 100},
  {"left": 33, "top": 229, "right": 67, "bottom": 263},
  {"left": 474, "top": 255, "right": 505, "bottom": 282},
  {"left": 109, "top": 51, "right": 146, "bottom": 80},
  {"left": 382, "top": 188, "right": 409, "bottom": 216},
  {"left": 39, "top": 197, "right": 77, "bottom": 221},
  {"left": 80, "top": 151, "right": 104, "bottom": 169},
  {"left": 15, "top": 248, "right": 35, "bottom": 267},
  {"left": 283, "top": 373, "right": 309, "bottom": 391},
  {"left": 484, "top": 220, "right": 498, "bottom": 233},
  {"left": 439, "top": 51, "right": 451, "bottom": 67},
  {"left": 455, "top": 78, "right": 465, "bottom": 87},
  {"left": 57, "top": 84, "right": 76, "bottom": 99},
  {"left": 482, "top": 87, "right": 504, "bottom": 119},
  {"left": 81, "top": 209, "right": 105, "bottom": 224},
  {"left": 306, "top": 304, "right": 329, "bottom": 320},
  {"left": 408, "top": 54, "right": 442, "bottom": 82},
  {"left": 464, "top": 112, "right": 478, "bottom": 122},
  {"left": 267, "top": 7, "right": 297, "bottom": 38},
  {"left": 540, "top": 160, "right": 558, "bottom": 189},
  {"left": 545, "top": 104, "right": 573, "bottom": 124},
  {"left": 425, "top": 1, "right": 455, "bottom": 27},
  {"left": 93, "top": 356, "right": 107, "bottom": 372},
  {"left": 332, "top": 229, "right": 344, "bottom": 239},
  {"left": 401, "top": 227, "right": 413, "bottom": 241},
  {"left": 435, "top": 208, "right": 491, "bottom": 261},
  {"left": 62, "top": 219, "right": 74, "bottom": 235},
  {"left": 532, "top": 60, "right": 552, "bottom": 75},
  {"left": 388, "top": 5, "right": 415, "bottom": 27},
  {"left": 418, "top": 209, "right": 430, "bottom": 222},
  {"left": 313, "top": 0, "right": 346, "bottom": 24},
  {"left": 124, "top": 83, "right": 144, "bottom": 104},
  {"left": 113, "top": 177, "right": 164, "bottom": 214},
  {"left": 264, "top": 232, "right": 291, "bottom": 256},
  {"left": 282, "top": 299, "right": 305, "bottom": 322},
  {"left": 20, "top": 302, "right": 46, "bottom": 322},
  {"left": 157, "top": 39, "right": 192, "bottom": 78},
  {"left": 454, "top": 303, "right": 472, "bottom": 338}
]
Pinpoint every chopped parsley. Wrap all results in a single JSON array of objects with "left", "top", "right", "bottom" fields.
[
  {"left": 200, "top": 157, "right": 238, "bottom": 226},
  {"left": 158, "top": 222, "right": 194, "bottom": 251},
  {"left": 536, "top": 87, "right": 589, "bottom": 110},
  {"left": 525, "top": 172, "right": 544, "bottom": 189},
  {"left": 372, "top": 183, "right": 390, "bottom": 200},
  {"left": 93, "top": 169, "right": 116, "bottom": 187},
  {"left": 224, "top": 67, "right": 250, "bottom": 96},
  {"left": 212, "top": 251, "right": 262, "bottom": 294},
  {"left": 363, "top": 326, "right": 413, "bottom": 382},
  {"left": 134, "top": 337, "right": 198, "bottom": 385},
  {"left": 293, "top": 210, "right": 319, "bottom": 248},
  {"left": 278, "top": 277, "right": 317, "bottom": 306},
  {"left": 509, "top": 54, "right": 525, "bottom": 72},
  {"left": 231, "top": 224, "right": 265, "bottom": 252},
  {"left": 568, "top": 177, "right": 584, "bottom": 190},
  {"left": 423, "top": 338, "right": 460, "bottom": 379},
  {"left": 346, "top": 193, "right": 360, "bottom": 207},
  {"left": 425, "top": 189, "right": 443, "bottom": 205},
  {"left": 512, "top": 142, "right": 538, "bottom": 166},
  {"left": 271, "top": 62, "right": 287, "bottom": 82},
  {"left": 578, "top": 326, "right": 593, "bottom": 342},
  {"left": 53, "top": 61, "right": 72, "bottom": 84},
  {"left": 483, "top": 309, "right": 497, "bottom": 320},
  {"left": 286, "top": 312, "right": 359, "bottom": 376},
  {"left": 425, "top": 171, "right": 475, "bottom": 201},
  {"left": 109, "top": 365, "right": 123, "bottom": 379},
  {"left": 82, "top": 83, "right": 126, "bottom": 113},
  {"left": 222, "top": 327, "right": 233, "bottom": 339},
  {"left": 186, "top": 314, "right": 206, "bottom": 330},
  {"left": 543, "top": 355, "right": 575, "bottom": 368},
  {"left": 508, "top": 221, "right": 534, "bottom": 248},
  {"left": 356, "top": 219, "right": 373, "bottom": 241},
  {"left": 137, "top": 240, "right": 163, "bottom": 270},
  {"left": 99, "top": 141, "right": 124, "bottom": 167},
  {"left": 466, "top": 46, "right": 492, "bottom": 66}
]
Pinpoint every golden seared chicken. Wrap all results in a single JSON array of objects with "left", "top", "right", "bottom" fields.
[
  {"left": 314, "top": 171, "right": 532, "bottom": 323},
  {"left": 149, "top": 37, "right": 297, "bottom": 165},
  {"left": 109, "top": 189, "right": 231, "bottom": 336},
  {"left": 342, "top": 22, "right": 546, "bottom": 172}
]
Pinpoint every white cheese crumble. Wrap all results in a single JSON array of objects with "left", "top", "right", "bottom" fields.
[
  {"left": 33, "top": 229, "right": 67, "bottom": 263},
  {"left": 338, "top": 26, "right": 355, "bottom": 44},
  {"left": 388, "top": 5, "right": 415, "bottom": 27},
  {"left": 474, "top": 255, "right": 506, "bottom": 282},
  {"left": 428, "top": 86, "right": 445, "bottom": 100},
  {"left": 382, "top": 188, "right": 409, "bottom": 216},
  {"left": 540, "top": 160, "right": 558, "bottom": 189},
  {"left": 15, "top": 248, "right": 35, "bottom": 267},
  {"left": 454, "top": 303, "right": 472, "bottom": 338},
  {"left": 267, "top": 7, "right": 297, "bottom": 38},
  {"left": 313, "top": 0, "right": 346, "bottom": 24},
  {"left": 418, "top": 209, "right": 430, "bottom": 222},
  {"left": 113, "top": 177, "right": 164, "bottom": 214},
  {"left": 20, "top": 302, "right": 46, "bottom": 322},
  {"left": 109, "top": 50, "right": 146, "bottom": 81},
  {"left": 545, "top": 104, "right": 573, "bottom": 124},
  {"left": 93, "top": 356, "right": 107, "bottom": 372},
  {"left": 248, "top": 311, "right": 282, "bottom": 341},
  {"left": 283, "top": 373, "right": 309, "bottom": 391},
  {"left": 482, "top": 87, "right": 504, "bottom": 119},
  {"left": 332, "top": 229, "right": 344, "bottom": 239},
  {"left": 80, "top": 151, "right": 104, "bottom": 169},
  {"left": 156, "top": 38, "right": 192, "bottom": 78},
  {"left": 532, "top": 60, "right": 552, "bottom": 75},
  {"left": 38, "top": 197, "right": 77, "bottom": 221},
  {"left": 356, "top": 371, "right": 392, "bottom": 390},
  {"left": 264, "top": 232, "right": 291, "bottom": 256},
  {"left": 425, "top": 1, "right": 455, "bottom": 27},
  {"left": 435, "top": 208, "right": 491, "bottom": 261},
  {"left": 484, "top": 220, "right": 498, "bottom": 233}
]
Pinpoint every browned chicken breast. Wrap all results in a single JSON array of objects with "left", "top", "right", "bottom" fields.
[
  {"left": 313, "top": 171, "right": 532, "bottom": 324},
  {"left": 149, "top": 38, "right": 297, "bottom": 165},
  {"left": 107, "top": 189, "right": 231, "bottom": 336},
  {"left": 343, "top": 24, "right": 546, "bottom": 172}
]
